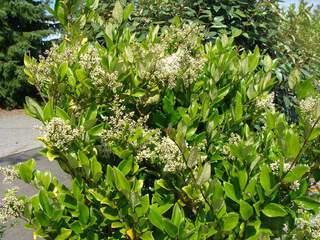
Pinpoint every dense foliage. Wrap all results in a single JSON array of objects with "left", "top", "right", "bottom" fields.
[
  {"left": 0, "top": 1, "right": 319, "bottom": 239},
  {"left": 0, "top": 0, "right": 54, "bottom": 109},
  {"left": 53, "top": 0, "right": 280, "bottom": 52}
]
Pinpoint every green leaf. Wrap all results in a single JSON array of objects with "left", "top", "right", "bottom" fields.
[
  {"left": 238, "top": 169, "right": 248, "bottom": 191},
  {"left": 148, "top": 208, "right": 163, "bottom": 231},
  {"left": 197, "top": 162, "right": 211, "bottom": 185},
  {"left": 39, "top": 190, "right": 53, "bottom": 217},
  {"left": 263, "top": 55, "right": 273, "bottom": 72},
  {"left": 260, "top": 164, "right": 272, "bottom": 193},
  {"left": 224, "top": 182, "right": 239, "bottom": 203},
  {"left": 70, "top": 221, "right": 82, "bottom": 234},
  {"left": 55, "top": 228, "right": 72, "bottom": 240},
  {"left": 78, "top": 202, "right": 89, "bottom": 225},
  {"left": 113, "top": 167, "right": 131, "bottom": 193},
  {"left": 34, "top": 211, "right": 49, "bottom": 226},
  {"left": 288, "top": 68, "right": 300, "bottom": 89},
  {"left": 141, "top": 231, "right": 154, "bottom": 240},
  {"left": 91, "top": 157, "right": 102, "bottom": 183},
  {"left": 24, "top": 53, "right": 32, "bottom": 68},
  {"left": 233, "top": 92, "right": 243, "bottom": 121},
  {"left": 136, "top": 194, "right": 150, "bottom": 217},
  {"left": 56, "top": 107, "right": 70, "bottom": 121},
  {"left": 163, "top": 90, "right": 175, "bottom": 114},
  {"left": 59, "top": 61, "right": 68, "bottom": 80},
  {"left": 118, "top": 158, "right": 133, "bottom": 176},
  {"left": 294, "top": 197, "right": 320, "bottom": 210},
  {"left": 283, "top": 165, "right": 310, "bottom": 183},
  {"left": 163, "top": 218, "right": 178, "bottom": 238},
  {"left": 43, "top": 99, "right": 54, "bottom": 122},
  {"left": 222, "top": 212, "right": 239, "bottom": 231},
  {"left": 112, "top": 1, "right": 123, "bottom": 23},
  {"left": 171, "top": 203, "right": 184, "bottom": 227},
  {"left": 24, "top": 97, "right": 43, "bottom": 121},
  {"left": 282, "top": 130, "right": 301, "bottom": 159},
  {"left": 248, "top": 46, "right": 260, "bottom": 72},
  {"left": 240, "top": 200, "right": 254, "bottom": 220},
  {"left": 296, "top": 79, "right": 317, "bottom": 99},
  {"left": 262, "top": 203, "right": 287, "bottom": 217},
  {"left": 123, "top": 2, "right": 134, "bottom": 20},
  {"left": 18, "top": 159, "right": 36, "bottom": 183},
  {"left": 84, "top": 105, "right": 97, "bottom": 129},
  {"left": 87, "top": 123, "right": 105, "bottom": 136}
]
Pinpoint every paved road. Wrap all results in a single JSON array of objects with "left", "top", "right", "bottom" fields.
[
  {"left": 0, "top": 110, "right": 42, "bottom": 158},
  {"left": 0, "top": 149, "right": 70, "bottom": 240},
  {"left": 0, "top": 110, "right": 70, "bottom": 239}
]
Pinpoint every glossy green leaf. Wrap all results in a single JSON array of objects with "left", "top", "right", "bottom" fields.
[
  {"left": 43, "top": 99, "right": 54, "bottom": 122},
  {"left": 123, "top": 2, "right": 134, "bottom": 21},
  {"left": 283, "top": 165, "right": 310, "bottom": 183},
  {"left": 113, "top": 167, "right": 131, "bottom": 192},
  {"left": 262, "top": 203, "right": 287, "bottom": 217},
  {"left": 224, "top": 182, "right": 239, "bottom": 203},
  {"left": 78, "top": 202, "right": 89, "bottom": 225},
  {"left": 171, "top": 203, "right": 184, "bottom": 227},
  {"left": 260, "top": 164, "right": 272, "bottom": 193},
  {"left": 55, "top": 228, "right": 72, "bottom": 240},
  {"left": 148, "top": 208, "right": 163, "bottom": 231},
  {"left": 39, "top": 190, "right": 53, "bottom": 217},
  {"left": 222, "top": 212, "right": 239, "bottom": 231},
  {"left": 294, "top": 197, "right": 320, "bottom": 210},
  {"left": 18, "top": 159, "right": 36, "bottom": 183},
  {"left": 240, "top": 200, "right": 254, "bottom": 220}
]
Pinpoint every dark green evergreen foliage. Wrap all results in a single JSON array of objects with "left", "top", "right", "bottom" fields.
[
  {"left": 0, "top": 0, "right": 55, "bottom": 109},
  {"left": 96, "top": 0, "right": 280, "bottom": 52}
]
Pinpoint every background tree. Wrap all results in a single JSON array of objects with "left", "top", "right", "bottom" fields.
[
  {"left": 0, "top": 0, "right": 55, "bottom": 109},
  {"left": 53, "top": 0, "right": 280, "bottom": 53}
]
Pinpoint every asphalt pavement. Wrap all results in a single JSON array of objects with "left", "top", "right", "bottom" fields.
[
  {"left": 0, "top": 111, "right": 70, "bottom": 240},
  {"left": 0, "top": 110, "right": 42, "bottom": 158}
]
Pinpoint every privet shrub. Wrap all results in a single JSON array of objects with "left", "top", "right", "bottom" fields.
[
  {"left": 2, "top": 3, "right": 320, "bottom": 240},
  {"left": 272, "top": 1, "right": 320, "bottom": 121}
]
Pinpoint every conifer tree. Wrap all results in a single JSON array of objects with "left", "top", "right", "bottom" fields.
[{"left": 0, "top": 0, "right": 55, "bottom": 108}]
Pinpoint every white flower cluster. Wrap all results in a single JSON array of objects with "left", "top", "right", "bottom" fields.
[
  {"left": 295, "top": 213, "right": 320, "bottom": 239},
  {"left": 156, "top": 51, "right": 182, "bottom": 89},
  {"left": 101, "top": 99, "right": 186, "bottom": 173},
  {"left": 32, "top": 45, "right": 121, "bottom": 95},
  {"left": 299, "top": 96, "right": 320, "bottom": 126},
  {"left": 290, "top": 180, "right": 300, "bottom": 191},
  {"left": 229, "top": 133, "right": 241, "bottom": 145},
  {"left": 256, "top": 92, "right": 275, "bottom": 112},
  {"left": 151, "top": 49, "right": 205, "bottom": 89},
  {"left": 79, "top": 47, "right": 121, "bottom": 90},
  {"left": 137, "top": 23, "right": 205, "bottom": 89},
  {"left": 162, "top": 24, "right": 204, "bottom": 51},
  {"left": 270, "top": 161, "right": 280, "bottom": 175},
  {"left": 41, "top": 117, "right": 81, "bottom": 151},
  {"left": 270, "top": 162, "right": 293, "bottom": 176},
  {"left": 101, "top": 100, "right": 152, "bottom": 145},
  {"left": 221, "top": 133, "right": 241, "bottom": 160},
  {"left": 0, "top": 188, "right": 24, "bottom": 224},
  {"left": 0, "top": 166, "right": 18, "bottom": 184},
  {"left": 310, "top": 215, "right": 320, "bottom": 239},
  {"left": 32, "top": 46, "right": 79, "bottom": 89},
  {"left": 155, "top": 137, "right": 185, "bottom": 173}
]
